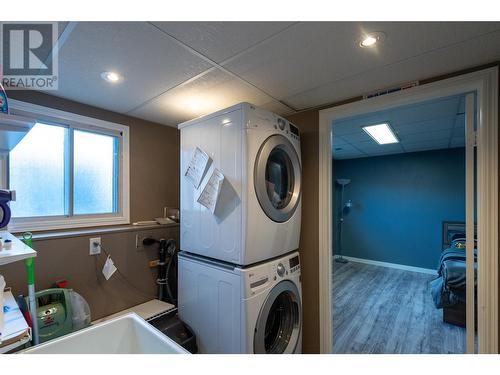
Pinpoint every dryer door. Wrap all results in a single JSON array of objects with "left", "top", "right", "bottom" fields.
[
  {"left": 254, "top": 135, "right": 301, "bottom": 223},
  {"left": 253, "top": 280, "right": 302, "bottom": 354}
]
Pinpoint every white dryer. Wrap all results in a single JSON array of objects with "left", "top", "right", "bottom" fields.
[
  {"left": 179, "top": 102, "right": 302, "bottom": 265},
  {"left": 178, "top": 251, "right": 302, "bottom": 354}
]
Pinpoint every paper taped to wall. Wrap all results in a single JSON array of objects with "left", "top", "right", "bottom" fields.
[
  {"left": 197, "top": 169, "right": 224, "bottom": 214},
  {"left": 102, "top": 256, "right": 117, "bottom": 280},
  {"left": 185, "top": 147, "right": 210, "bottom": 188}
]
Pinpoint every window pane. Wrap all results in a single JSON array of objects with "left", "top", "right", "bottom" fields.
[
  {"left": 9, "top": 123, "right": 68, "bottom": 217},
  {"left": 73, "top": 130, "right": 118, "bottom": 215}
]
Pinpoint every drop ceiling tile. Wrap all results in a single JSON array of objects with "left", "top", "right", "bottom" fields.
[
  {"left": 388, "top": 97, "right": 460, "bottom": 126},
  {"left": 333, "top": 150, "right": 364, "bottom": 159},
  {"left": 355, "top": 142, "right": 404, "bottom": 153},
  {"left": 368, "top": 150, "right": 405, "bottom": 157},
  {"left": 284, "top": 28, "right": 500, "bottom": 109},
  {"left": 47, "top": 22, "right": 212, "bottom": 113},
  {"left": 400, "top": 129, "right": 452, "bottom": 144},
  {"left": 332, "top": 121, "right": 366, "bottom": 136},
  {"left": 151, "top": 22, "right": 295, "bottom": 63},
  {"left": 260, "top": 100, "right": 296, "bottom": 117},
  {"left": 23, "top": 22, "right": 71, "bottom": 68},
  {"left": 129, "top": 68, "right": 274, "bottom": 126},
  {"left": 226, "top": 22, "right": 500, "bottom": 102},
  {"left": 332, "top": 136, "right": 348, "bottom": 147},
  {"left": 403, "top": 139, "right": 450, "bottom": 151},
  {"left": 339, "top": 132, "right": 373, "bottom": 144},
  {"left": 407, "top": 145, "right": 452, "bottom": 154},
  {"left": 332, "top": 143, "right": 360, "bottom": 153},
  {"left": 333, "top": 95, "right": 460, "bottom": 136},
  {"left": 394, "top": 117, "right": 456, "bottom": 136},
  {"left": 334, "top": 153, "right": 364, "bottom": 160}
]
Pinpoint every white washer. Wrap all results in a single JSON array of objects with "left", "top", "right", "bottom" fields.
[
  {"left": 178, "top": 251, "right": 302, "bottom": 354},
  {"left": 179, "top": 102, "right": 302, "bottom": 265}
]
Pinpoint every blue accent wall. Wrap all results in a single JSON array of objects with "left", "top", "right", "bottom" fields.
[{"left": 332, "top": 148, "right": 465, "bottom": 269}]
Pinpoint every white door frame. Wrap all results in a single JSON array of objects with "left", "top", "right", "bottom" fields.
[{"left": 318, "top": 67, "right": 499, "bottom": 354}]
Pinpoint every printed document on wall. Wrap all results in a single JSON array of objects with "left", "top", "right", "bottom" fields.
[
  {"left": 185, "top": 147, "right": 210, "bottom": 188},
  {"left": 197, "top": 168, "right": 224, "bottom": 214}
]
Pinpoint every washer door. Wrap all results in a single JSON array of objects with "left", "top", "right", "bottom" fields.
[
  {"left": 254, "top": 135, "right": 301, "bottom": 223},
  {"left": 254, "top": 280, "right": 302, "bottom": 354}
]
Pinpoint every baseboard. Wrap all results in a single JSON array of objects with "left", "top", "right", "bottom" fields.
[{"left": 335, "top": 255, "right": 437, "bottom": 275}]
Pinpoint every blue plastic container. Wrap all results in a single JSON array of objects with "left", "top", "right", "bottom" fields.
[{"left": 0, "top": 83, "right": 8, "bottom": 114}]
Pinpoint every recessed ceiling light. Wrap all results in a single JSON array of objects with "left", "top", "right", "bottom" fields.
[
  {"left": 101, "top": 71, "right": 122, "bottom": 83},
  {"left": 186, "top": 98, "right": 203, "bottom": 112},
  {"left": 362, "top": 123, "right": 399, "bottom": 145},
  {"left": 359, "top": 32, "right": 386, "bottom": 48}
]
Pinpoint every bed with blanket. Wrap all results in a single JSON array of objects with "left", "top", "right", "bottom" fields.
[{"left": 430, "top": 221, "right": 477, "bottom": 327}]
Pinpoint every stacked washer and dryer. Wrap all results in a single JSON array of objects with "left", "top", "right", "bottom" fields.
[{"left": 178, "top": 102, "right": 302, "bottom": 354}]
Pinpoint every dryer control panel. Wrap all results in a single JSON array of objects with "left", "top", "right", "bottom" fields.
[
  {"left": 246, "top": 105, "right": 300, "bottom": 143},
  {"left": 276, "top": 118, "right": 300, "bottom": 142}
]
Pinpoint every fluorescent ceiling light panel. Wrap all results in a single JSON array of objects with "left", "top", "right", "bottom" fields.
[{"left": 362, "top": 123, "right": 399, "bottom": 145}]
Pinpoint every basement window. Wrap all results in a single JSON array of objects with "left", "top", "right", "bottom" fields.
[{"left": 4, "top": 100, "right": 130, "bottom": 232}]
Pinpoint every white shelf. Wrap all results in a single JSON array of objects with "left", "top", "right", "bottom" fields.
[
  {"left": 0, "top": 290, "right": 31, "bottom": 353},
  {"left": 92, "top": 299, "right": 176, "bottom": 325},
  {"left": 0, "top": 113, "right": 36, "bottom": 152},
  {"left": 0, "top": 232, "right": 36, "bottom": 266}
]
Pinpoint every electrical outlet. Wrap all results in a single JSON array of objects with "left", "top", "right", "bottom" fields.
[
  {"left": 135, "top": 234, "right": 148, "bottom": 250},
  {"left": 136, "top": 233, "right": 158, "bottom": 250},
  {"left": 89, "top": 237, "right": 101, "bottom": 255}
]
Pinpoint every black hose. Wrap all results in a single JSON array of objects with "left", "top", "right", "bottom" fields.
[
  {"left": 144, "top": 237, "right": 178, "bottom": 305},
  {"left": 165, "top": 256, "right": 175, "bottom": 304},
  {"left": 157, "top": 239, "right": 167, "bottom": 301},
  {"left": 164, "top": 239, "right": 178, "bottom": 305}
]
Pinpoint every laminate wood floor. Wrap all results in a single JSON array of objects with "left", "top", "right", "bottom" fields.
[{"left": 332, "top": 261, "right": 466, "bottom": 354}]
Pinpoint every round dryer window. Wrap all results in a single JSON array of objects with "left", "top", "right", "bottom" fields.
[
  {"left": 254, "top": 280, "right": 302, "bottom": 354},
  {"left": 254, "top": 135, "right": 301, "bottom": 222}
]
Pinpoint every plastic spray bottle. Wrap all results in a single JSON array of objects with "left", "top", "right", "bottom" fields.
[{"left": 0, "top": 82, "right": 8, "bottom": 114}]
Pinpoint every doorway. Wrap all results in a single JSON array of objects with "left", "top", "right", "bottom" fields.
[
  {"left": 330, "top": 93, "right": 472, "bottom": 354},
  {"left": 318, "top": 67, "right": 498, "bottom": 354}
]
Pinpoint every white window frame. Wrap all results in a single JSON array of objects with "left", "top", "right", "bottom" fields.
[{"left": 4, "top": 99, "right": 130, "bottom": 232}]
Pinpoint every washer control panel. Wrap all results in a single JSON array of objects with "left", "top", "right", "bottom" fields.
[
  {"left": 276, "top": 263, "right": 286, "bottom": 277},
  {"left": 289, "top": 254, "right": 300, "bottom": 274},
  {"left": 244, "top": 252, "right": 301, "bottom": 296}
]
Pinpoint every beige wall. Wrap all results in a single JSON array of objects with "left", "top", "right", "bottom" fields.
[
  {"left": 5, "top": 90, "right": 180, "bottom": 223},
  {"left": 0, "top": 91, "right": 180, "bottom": 319},
  {"left": 1, "top": 226, "right": 179, "bottom": 319},
  {"left": 285, "top": 111, "right": 320, "bottom": 353}
]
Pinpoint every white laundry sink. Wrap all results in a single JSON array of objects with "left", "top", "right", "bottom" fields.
[{"left": 22, "top": 313, "right": 189, "bottom": 354}]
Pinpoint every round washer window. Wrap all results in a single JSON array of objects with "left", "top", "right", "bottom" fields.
[
  {"left": 265, "top": 147, "right": 294, "bottom": 210},
  {"left": 254, "top": 280, "right": 301, "bottom": 354},
  {"left": 264, "top": 290, "right": 298, "bottom": 353}
]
